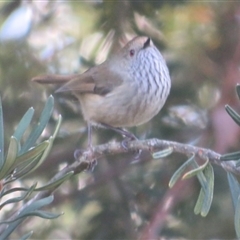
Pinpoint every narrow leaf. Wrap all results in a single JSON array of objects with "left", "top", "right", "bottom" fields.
[
  {"left": 192, "top": 160, "right": 208, "bottom": 193},
  {"left": 200, "top": 164, "right": 214, "bottom": 217},
  {"left": 8, "top": 156, "right": 41, "bottom": 182},
  {"left": 19, "top": 195, "right": 54, "bottom": 215},
  {"left": 13, "top": 107, "right": 34, "bottom": 143},
  {"left": 23, "top": 115, "right": 62, "bottom": 176},
  {"left": 0, "top": 97, "right": 4, "bottom": 169},
  {"left": 227, "top": 172, "right": 240, "bottom": 210},
  {"left": 194, "top": 188, "right": 205, "bottom": 215},
  {"left": 20, "top": 96, "right": 54, "bottom": 154},
  {"left": 0, "top": 210, "right": 62, "bottom": 224},
  {"left": 169, "top": 154, "right": 195, "bottom": 188},
  {"left": 221, "top": 151, "right": 240, "bottom": 161},
  {"left": 0, "top": 183, "right": 36, "bottom": 209},
  {"left": 236, "top": 84, "right": 240, "bottom": 100},
  {"left": 52, "top": 115, "right": 62, "bottom": 139},
  {"left": 19, "top": 231, "right": 33, "bottom": 240},
  {"left": 0, "top": 196, "right": 54, "bottom": 239},
  {"left": 183, "top": 158, "right": 209, "bottom": 179},
  {"left": 13, "top": 141, "right": 49, "bottom": 168},
  {"left": 0, "top": 137, "right": 18, "bottom": 180},
  {"left": 235, "top": 195, "right": 240, "bottom": 238},
  {"left": 236, "top": 160, "right": 240, "bottom": 168},
  {"left": 225, "top": 105, "right": 240, "bottom": 126},
  {"left": 0, "top": 185, "right": 37, "bottom": 198},
  {"left": 152, "top": 147, "right": 173, "bottom": 159},
  {"left": 17, "top": 210, "right": 63, "bottom": 219},
  {"left": 35, "top": 171, "right": 74, "bottom": 191}
]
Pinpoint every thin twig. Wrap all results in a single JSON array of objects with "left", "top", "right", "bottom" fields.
[{"left": 1, "top": 137, "right": 237, "bottom": 235}]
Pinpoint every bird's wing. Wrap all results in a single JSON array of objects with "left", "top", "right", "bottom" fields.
[
  {"left": 31, "top": 74, "right": 80, "bottom": 84},
  {"left": 56, "top": 63, "right": 123, "bottom": 96}
]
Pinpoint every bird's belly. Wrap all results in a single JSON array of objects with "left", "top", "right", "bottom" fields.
[{"left": 79, "top": 86, "right": 165, "bottom": 127}]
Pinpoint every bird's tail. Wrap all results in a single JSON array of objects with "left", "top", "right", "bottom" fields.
[{"left": 31, "top": 74, "right": 79, "bottom": 84}]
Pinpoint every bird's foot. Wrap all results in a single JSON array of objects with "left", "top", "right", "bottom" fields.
[{"left": 74, "top": 147, "right": 97, "bottom": 171}]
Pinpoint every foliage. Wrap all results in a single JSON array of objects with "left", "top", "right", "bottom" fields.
[
  {"left": 0, "top": 96, "right": 66, "bottom": 239},
  {"left": 0, "top": 0, "right": 240, "bottom": 239}
]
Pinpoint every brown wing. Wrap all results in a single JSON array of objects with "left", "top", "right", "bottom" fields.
[
  {"left": 31, "top": 74, "right": 80, "bottom": 84},
  {"left": 56, "top": 63, "right": 123, "bottom": 96}
]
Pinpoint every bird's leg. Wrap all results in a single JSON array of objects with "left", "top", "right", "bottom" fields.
[
  {"left": 74, "top": 122, "right": 97, "bottom": 170},
  {"left": 87, "top": 122, "right": 93, "bottom": 150},
  {"left": 100, "top": 123, "right": 137, "bottom": 142},
  {"left": 101, "top": 123, "right": 142, "bottom": 159}
]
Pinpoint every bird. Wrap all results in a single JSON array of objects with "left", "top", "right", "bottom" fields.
[{"left": 32, "top": 36, "right": 171, "bottom": 150}]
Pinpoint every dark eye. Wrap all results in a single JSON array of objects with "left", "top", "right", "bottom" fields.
[{"left": 129, "top": 49, "right": 135, "bottom": 57}]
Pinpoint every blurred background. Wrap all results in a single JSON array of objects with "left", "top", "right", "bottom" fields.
[{"left": 0, "top": 0, "right": 239, "bottom": 239}]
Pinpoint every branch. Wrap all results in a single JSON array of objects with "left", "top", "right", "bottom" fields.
[
  {"left": 1, "top": 137, "right": 236, "bottom": 234},
  {"left": 33, "top": 137, "right": 237, "bottom": 201}
]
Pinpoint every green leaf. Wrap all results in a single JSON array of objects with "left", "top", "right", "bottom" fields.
[
  {"left": 0, "top": 196, "right": 55, "bottom": 239},
  {"left": 221, "top": 151, "right": 240, "bottom": 161},
  {"left": 52, "top": 114, "right": 62, "bottom": 139},
  {"left": 152, "top": 147, "right": 173, "bottom": 159},
  {"left": 236, "top": 160, "right": 240, "bottom": 168},
  {"left": 169, "top": 154, "right": 195, "bottom": 188},
  {"left": 0, "top": 97, "right": 4, "bottom": 169},
  {"left": 20, "top": 96, "right": 54, "bottom": 154},
  {"left": 227, "top": 172, "right": 240, "bottom": 210},
  {"left": 235, "top": 195, "right": 240, "bottom": 238},
  {"left": 0, "top": 185, "right": 37, "bottom": 198},
  {"left": 23, "top": 115, "right": 62, "bottom": 176},
  {"left": 16, "top": 210, "right": 63, "bottom": 220},
  {"left": 35, "top": 171, "right": 74, "bottom": 191},
  {"left": 192, "top": 160, "right": 208, "bottom": 193},
  {"left": 236, "top": 84, "right": 240, "bottom": 100},
  {"left": 200, "top": 164, "right": 214, "bottom": 217},
  {"left": 0, "top": 137, "right": 18, "bottom": 180},
  {"left": 193, "top": 164, "right": 214, "bottom": 217},
  {"left": 13, "top": 141, "right": 49, "bottom": 169},
  {"left": 183, "top": 158, "right": 209, "bottom": 179},
  {"left": 225, "top": 105, "right": 240, "bottom": 126},
  {"left": 18, "top": 195, "right": 55, "bottom": 218},
  {"left": 8, "top": 156, "right": 42, "bottom": 182},
  {"left": 19, "top": 231, "right": 33, "bottom": 240},
  {"left": 8, "top": 112, "right": 60, "bottom": 181},
  {"left": 0, "top": 183, "right": 36, "bottom": 209},
  {"left": 13, "top": 107, "right": 34, "bottom": 144},
  {"left": 194, "top": 188, "right": 205, "bottom": 215}
]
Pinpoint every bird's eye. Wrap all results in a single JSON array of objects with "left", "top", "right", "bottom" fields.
[{"left": 129, "top": 49, "right": 135, "bottom": 57}]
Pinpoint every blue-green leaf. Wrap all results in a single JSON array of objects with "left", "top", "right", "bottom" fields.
[
  {"left": 191, "top": 160, "right": 208, "bottom": 193},
  {"left": 0, "top": 185, "right": 37, "bottom": 198},
  {"left": 236, "top": 84, "right": 240, "bottom": 100},
  {"left": 152, "top": 147, "right": 173, "bottom": 159},
  {"left": 169, "top": 154, "right": 195, "bottom": 188},
  {"left": 0, "top": 97, "right": 4, "bottom": 169},
  {"left": 35, "top": 171, "right": 74, "bottom": 191},
  {"left": 183, "top": 158, "right": 209, "bottom": 179},
  {"left": 200, "top": 164, "right": 214, "bottom": 217},
  {"left": 0, "top": 196, "right": 55, "bottom": 239},
  {"left": 194, "top": 188, "right": 205, "bottom": 215},
  {"left": 0, "top": 183, "right": 36, "bottom": 209},
  {"left": 221, "top": 151, "right": 240, "bottom": 161},
  {"left": 225, "top": 105, "right": 240, "bottom": 126},
  {"left": 0, "top": 137, "right": 18, "bottom": 180},
  {"left": 19, "top": 231, "right": 33, "bottom": 240},
  {"left": 227, "top": 172, "right": 240, "bottom": 210},
  {"left": 13, "top": 107, "right": 34, "bottom": 144},
  {"left": 13, "top": 141, "right": 49, "bottom": 168},
  {"left": 20, "top": 96, "right": 54, "bottom": 154},
  {"left": 235, "top": 195, "right": 240, "bottom": 238}
]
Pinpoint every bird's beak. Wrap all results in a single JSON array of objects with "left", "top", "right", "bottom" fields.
[{"left": 143, "top": 37, "right": 151, "bottom": 49}]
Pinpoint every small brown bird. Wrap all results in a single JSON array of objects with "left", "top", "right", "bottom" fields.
[{"left": 32, "top": 36, "right": 171, "bottom": 148}]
